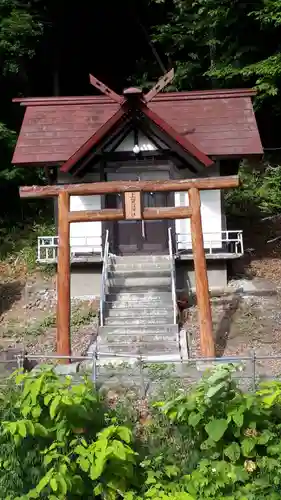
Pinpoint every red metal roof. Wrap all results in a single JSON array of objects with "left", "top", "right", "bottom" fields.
[
  {"left": 140, "top": 104, "right": 213, "bottom": 168},
  {"left": 60, "top": 106, "right": 129, "bottom": 173},
  {"left": 12, "top": 89, "right": 263, "bottom": 165}
]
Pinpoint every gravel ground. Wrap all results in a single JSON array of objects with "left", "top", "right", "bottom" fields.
[
  {"left": 185, "top": 292, "right": 281, "bottom": 377},
  {"left": 2, "top": 265, "right": 281, "bottom": 380},
  {"left": 0, "top": 277, "right": 98, "bottom": 359}
]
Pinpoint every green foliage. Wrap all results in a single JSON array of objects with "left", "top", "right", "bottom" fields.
[
  {"left": 0, "top": 381, "right": 43, "bottom": 498},
  {"left": 0, "top": 0, "right": 43, "bottom": 75},
  {"left": 150, "top": 0, "right": 281, "bottom": 108},
  {"left": 225, "top": 162, "right": 281, "bottom": 216},
  {"left": 4, "top": 364, "right": 281, "bottom": 498},
  {"left": 1, "top": 368, "right": 138, "bottom": 499},
  {"left": 0, "top": 0, "right": 44, "bottom": 180},
  {"left": 0, "top": 216, "right": 55, "bottom": 276},
  {"left": 154, "top": 364, "right": 281, "bottom": 498}
]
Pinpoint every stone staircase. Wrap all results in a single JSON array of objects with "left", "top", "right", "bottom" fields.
[{"left": 92, "top": 254, "right": 183, "bottom": 362}]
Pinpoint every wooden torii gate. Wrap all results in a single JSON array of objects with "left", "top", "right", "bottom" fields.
[{"left": 20, "top": 175, "right": 239, "bottom": 361}]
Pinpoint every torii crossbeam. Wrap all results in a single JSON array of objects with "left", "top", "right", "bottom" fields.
[{"left": 20, "top": 176, "right": 239, "bottom": 361}]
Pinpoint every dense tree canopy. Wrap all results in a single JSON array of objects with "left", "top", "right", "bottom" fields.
[
  {"left": 151, "top": 0, "right": 281, "bottom": 100},
  {"left": 1, "top": 0, "right": 281, "bottom": 184}
]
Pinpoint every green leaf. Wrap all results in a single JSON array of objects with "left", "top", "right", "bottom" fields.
[
  {"left": 206, "top": 381, "right": 226, "bottom": 398},
  {"left": 26, "top": 488, "right": 39, "bottom": 499},
  {"left": 110, "top": 440, "right": 127, "bottom": 460},
  {"left": 50, "top": 395, "right": 61, "bottom": 419},
  {"left": 56, "top": 473, "right": 68, "bottom": 496},
  {"left": 44, "top": 393, "right": 53, "bottom": 405},
  {"left": 262, "top": 393, "right": 278, "bottom": 407},
  {"left": 232, "top": 410, "right": 244, "bottom": 428},
  {"left": 205, "top": 419, "right": 228, "bottom": 442},
  {"left": 32, "top": 406, "right": 42, "bottom": 419},
  {"left": 43, "top": 455, "right": 53, "bottom": 466},
  {"left": 8, "top": 422, "right": 18, "bottom": 435},
  {"left": 34, "top": 423, "right": 48, "bottom": 437},
  {"left": 225, "top": 442, "right": 241, "bottom": 462},
  {"left": 21, "top": 405, "right": 31, "bottom": 418},
  {"left": 25, "top": 420, "right": 35, "bottom": 435},
  {"left": 18, "top": 421, "right": 27, "bottom": 438},
  {"left": 78, "top": 456, "right": 90, "bottom": 473},
  {"left": 117, "top": 426, "right": 131, "bottom": 443},
  {"left": 188, "top": 412, "right": 202, "bottom": 427},
  {"left": 200, "top": 437, "right": 216, "bottom": 450},
  {"left": 258, "top": 429, "right": 273, "bottom": 445},
  {"left": 94, "top": 484, "right": 103, "bottom": 495},
  {"left": 241, "top": 437, "right": 256, "bottom": 457},
  {"left": 36, "top": 473, "right": 51, "bottom": 494},
  {"left": 90, "top": 455, "right": 106, "bottom": 480},
  {"left": 145, "top": 471, "right": 157, "bottom": 485},
  {"left": 164, "top": 465, "right": 179, "bottom": 478},
  {"left": 50, "top": 478, "right": 58, "bottom": 492}
]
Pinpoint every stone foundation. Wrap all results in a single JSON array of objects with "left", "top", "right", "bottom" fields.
[
  {"left": 70, "top": 263, "right": 102, "bottom": 299},
  {"left": 176, "top": 260, "right": 228, "bottom": 294},
  {"left": 68, "top": 259, "right": 228, "bottom": 299}
]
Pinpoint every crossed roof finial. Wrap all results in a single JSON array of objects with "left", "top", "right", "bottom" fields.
[{"left": 89, "top": 69, "right": 175, "bottom": 104}]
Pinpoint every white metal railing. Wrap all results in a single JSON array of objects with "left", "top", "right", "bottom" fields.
[
  {"left": 100, "top": 230, "right": 110, "bottom": 327},
  {"left": 176, "top": 230, "right": 244, "bottom": 256},
  {"left": 37, "top": 236, "right": 102, "bottom": 263},
  {"left": 168, "top": 227, "right": 177, "bottom": 325}
]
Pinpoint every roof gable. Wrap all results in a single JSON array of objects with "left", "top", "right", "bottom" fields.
[{"left": 60, "top": 100, "right": 213, "bottom": 174}]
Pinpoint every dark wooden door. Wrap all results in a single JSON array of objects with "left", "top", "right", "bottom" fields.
[
  {"left": 141, "top": 191, "right": 169, "bottom": 254},
  {"left": 113, "top": 172, "right": 171, "bottom": 255},
  {"left": 116, "top": 192, "right": 142, "bottom": 255}
]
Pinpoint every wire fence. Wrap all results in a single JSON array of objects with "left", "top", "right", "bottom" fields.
[{"left": 1, "top": 350, "right": 281, "bottom": 396}]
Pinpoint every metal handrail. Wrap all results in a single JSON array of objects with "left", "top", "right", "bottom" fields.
[
  {"left": 37, "top": 235, "right": 103, "bottom": 263},
  {"left": 176, "top": 229, "right": 244, "bottom": 255},
  {"left": 100, "top": 230, "right": 109, "bottom": 327},
  {"left": 168, "top": 227, "right": 177, "bottom": 325}
]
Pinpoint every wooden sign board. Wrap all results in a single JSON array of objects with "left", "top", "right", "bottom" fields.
[{"left": 124, "top": 191, "right": 142, "bottom": 220}]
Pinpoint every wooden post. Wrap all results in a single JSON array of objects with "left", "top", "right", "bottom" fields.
[
  {"left": 57, "top": 191, "right": 71, "bottom": 362},
  {"left": 189, "top": 187, "right": 215, "bottom": 357}
]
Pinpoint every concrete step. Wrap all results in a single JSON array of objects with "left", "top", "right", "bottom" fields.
[
  {"left": 106, "top": 292, "right": 173, "bottom": 302},
  {"left": 97, "top": 341, "right": 178, "bottom": 355},
  {"left": 107, "top": 270, "right": 171, "bottom": 280},
  {"left": 110, "top": 255, "right": 170, "bottom": 263},
  {"left": 107, "top": 276, "right": 171, "bottom": 288},
  {"left": 109, "top": 262, "right": 171, "bottom": 272},
  {"left": 108, "top": 269, "right": 171, "bottom": 278},
  {"left": 99, "top": 325, "right": 178, "bottom": 335},
  {"left": 105, "top": 307, "right": 173, "bottom": 318},
  {"left": 101, "top": 333, "right": 178, "bottom": 344},
  {"left": 108, "top": 286, "right": 171, "bottom": 294},
  {"left": 104, "top": 316, "right": 174, "bottom": 326},
  {"left": 105, "top": 300, "right": 172, "bottom": 309}
]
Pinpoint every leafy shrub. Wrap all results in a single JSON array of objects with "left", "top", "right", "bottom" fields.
[
  {"left": 0, "top": 368, "right": 138, "bottom": 499},
  {"left": 3, "top": 364, "right": 281, "bottom": 499},
  {"left": 0, "top": 381, "right": 43, "bottom": 498},
  {"left": 224, "top": 162, "right": 281, "bottom": 216},
  {"left": 154, "top": 364, "right": 281, "bottom": 499}
]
